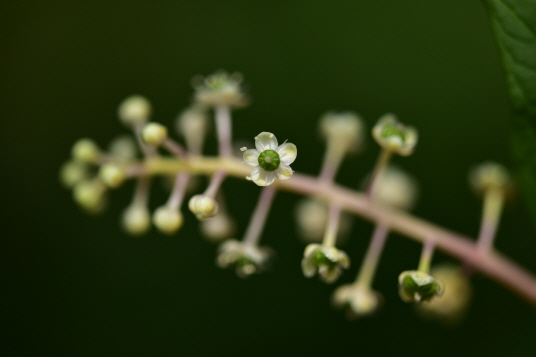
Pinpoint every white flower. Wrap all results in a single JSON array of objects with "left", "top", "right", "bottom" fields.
[
  {"left": 242, "top": 132, "right": 297, "bottom": 186},
  {"left": 216, "top": 239, "right": 273, "bottom": 278},
  {"left": 301, "top": 244, "right": 350, "bottom": 283}
]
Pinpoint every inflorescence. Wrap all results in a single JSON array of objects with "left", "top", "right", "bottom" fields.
[{"left": 61, "top": 71, "right": 536, "bottom": 323}]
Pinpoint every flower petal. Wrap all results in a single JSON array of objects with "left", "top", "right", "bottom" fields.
[
  {"left": 250, "top": 166, "right": 275, "bottom": 186},
  {"left": 275, "top": 164, "right": 293, "bottom": 180},
  {"left": 277, "top": 143, "right": 297, "bottom": 165},
  {"left": 301, "top": 257, "right": 317, "bottom": 277},
  {"left": 255, "top": 132, "right": 278, "bottom": 152},
  {"left": 243, "top": 149, "right": 260, "bottom": 167}
]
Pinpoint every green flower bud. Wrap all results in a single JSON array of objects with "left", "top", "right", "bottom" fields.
[
  {"left": 73, "top": 179, "right": 107, "bottom": 213},
  {"left": 122, "top": 205, "right": 150, "bottom": 236},
  {"left": 398, "top": 270, "right": 443, "bottom": 303},
  {"left": 142, "top": 122, "right": 168, "bottom": 147},
  {"left": 118, "top": 95, "right": 151, "bottom": 126},
  {"left": 72, "top": 138, "right": 101, "bottom": 164},
  {"left": 200, "top": 212, "right": 236, "bottom": 242},
  {"left": 469, "top": 161, "right": 512, "bottom": 195},
  {"left": 99, "top": 164, "right": 126, "bottom": 189},
  {"left": 60, "top": 160, "right": 89, "bottom": 189},
  {"left": 153, "top": 206, "right": 183, "bottom": 235},
  {"left": 188, "top": 194, "right": 219, "bottom": 221}
]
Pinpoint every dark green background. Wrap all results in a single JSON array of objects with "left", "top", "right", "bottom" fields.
[{"left": 2, "top": 1, "right": 535, "bottom": 356}]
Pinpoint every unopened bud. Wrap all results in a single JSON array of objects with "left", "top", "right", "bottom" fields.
[
  {"left": 73, "top": 179, "right": 106, "bottom": 212},
  {"left": 319, "top": 111, "right": 365, "bottom": 154},
  {"left": 122, "top": 205, "right": 150, "bottom": 236},
  {"left": 200, "top": 212, "right": 236, "bottom": 242},
  {"left": 177, "top": 106, "right": 209, "bottom": 152},
  {"left": 118, "top": 95, "right": 151, "bottom": 126},
  {"left": 188, "top": 194, "right": 219, "bottom": 220},
  {"left": 372, "top": 165, "right": 418, "bottom": 210},
  {"left": 469, "top": 161, "right": 512, "bottom": 195},
  {"left": 60, "top": 160, "right": 89, "bottom": 188},
  {"left": 142, "top": 122, "right": 168, "bottom": 146},
  {"left": 108, "top": 135, "right": 138, "bottom": 162},
  {"left": 153, "top": 206, "right": 183, "bottom": 235},
  {"left": 72, "top": 138, "right": 101, "bottom": 164},
  {"left": 99, "top": 164, "right": 126, "bottom": 188}
]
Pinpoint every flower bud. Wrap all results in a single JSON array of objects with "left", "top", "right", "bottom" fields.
[
  {"left": 301, "top": 244, "right": 350, "bottom": 283},
  {"left": 176, "top": 106, "right": 209, "bottom": 152},
  {"left": 99, "top": 164, "right": 126, "bottom": 189},
  {"left": 122, "top": 205, "right": 150, "bottom": 236},
  {"left": 118, "top": 95, "right": 151, "bottom": 126},
  {"left": 200, "top": 212, "right": 236, "bottom": 242},
  {"left": 73, "top": 179, "right": 107, "bottom": 213},
  {"left": 193, "top": 71, "right": 248, "bottom": 108},
  {"left": 295, "top": 198, "right": 351, "bottom": 243},
  {"left": 72, "top": 138, "right": 101, "bottom": 164},
  {"left": 60, "top": 160, "right": 89, "bottom": 188},
  {"left": 153, "top": 206, "right": 183, "bottom": 235},
  {"left": 469, "top": 161, "right": 512, "bottom": 195},
  {"left": 398, "top": 270, "right": 443, "bottom": 303},
  {"left": 416, "top": 265, "right": 472, "bottom": 324},
  {"left": 142, "top": 122, "right": 168, "bottom": 147},
  {"left": 188, "top": 194, "right": 219, "bottom": 220},
  {"left": 372, "top": 113, "right": 418, "bottom": 156},
  {"left": 108, "top": 135, "right": 138, "bottom": 162},
  {"left": 332, "top": 284, "right": 382, "bottom": 319},
  {"left": 372, "top": 165, "right": 418, "bottom": 210},
  {"left": 319, "top": 111, "right": 365, "bottom": 154}
]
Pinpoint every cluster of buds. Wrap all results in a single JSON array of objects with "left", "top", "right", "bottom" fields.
[{"left": 61, "top": 71, "right": 518, "bottom": 323}]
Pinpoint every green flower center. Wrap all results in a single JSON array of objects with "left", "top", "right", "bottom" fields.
[
  {"left": 312, "top": 251, "right": 336, "bottom": 268},
  {"left": 401, "top": 275, "right": 440, "bottom": 302},
  {"left": 381, "top": 124, "right": 405, "bottom": 142},
  {"left": 258, "top": 150, "right": 281, "bottom": 172}
]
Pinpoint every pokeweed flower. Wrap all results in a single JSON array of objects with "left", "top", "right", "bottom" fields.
[
  {"left": 398, "top": 270, "right": 443, "bottom": 303},
  {"left": 301, "top": 244, "right": 350, "bottom": 283},
  {"left": 242, "top": 132, "right": 297, "bottom": 186},
  {"left": 216, "top": 240, "right": 272, "bottom": 278},
  {"left": 372, "top": 113, "right": 417, "bottom": 156},
  {"left": 416, "top": 265, "right": 472, "bottom": 324},
  {"left": 332, "top": 284, "right": 383, "bottom": 319},
  {"left": 193, "top": 71, "right": 248, "bottom": 108},
  {"left": 469, "top": 161, "right": 512, "bottom": 195}
]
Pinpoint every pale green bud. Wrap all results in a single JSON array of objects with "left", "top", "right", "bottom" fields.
[
  {"left": 108, "top": 135, "right": 137, "bottom": 162},
  {"left": 372, "top": 165, "right": 418, "bottom": 210},
  {"left": 73, "top": 179, "right": 106, "bottom": 212},
  {"left": 295, "top": 199, "right": 351, "bottom": 243},
  {"left": 60, "top": 160, "right": 89, "bottom": 188},
  {"left": 72, "top": 138, "right": 101, "bottom": 164},
  {"left": 99, "top": 164, "right": 126, "bottom": 189},
  {"left": 188, "top": 194, "right": 219, "bottom": 221},
  {"left": 469, "top": 161, "right": 512, "bottom": 195},
  {"left": 176, "top": 106, "right": 209, "bottom": 152},
  {"left": 153, "top": 206, "right": 183, "bottom": 235},
  {"left": 200, "top": 212, "right": 236, "bottom": 242},
  {"left": 332, "top": 284, "right": 382, "bottom": 319},
  {"left": 122, "top": 205, "right": 150, "bottom": 236},
  {"left": 118, "top": 95, "right": 151, "bottom": 126},
  {"left": 142, "top": 122, "right": 168, "bottom": 147},
  {"left": 319, "top": 111, "right": 365, "bottom": 154}
]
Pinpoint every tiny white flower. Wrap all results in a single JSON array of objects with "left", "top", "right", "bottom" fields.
[
  {"left": 216, "top": 239, "right": 273, "bottom": 278},
  {"left": 242, "top": 132, "right": 297, "bottom": 186},
  {"left": 301, "top": 243, "right": 350, "bottom": 283}
]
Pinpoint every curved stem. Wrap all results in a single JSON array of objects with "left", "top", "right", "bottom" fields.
[
  {"left": 243, "top": 186, "right": 277, "bottom": 247},
  {"left": 142, "top": 156, "right": 536, "bottom": 304}
]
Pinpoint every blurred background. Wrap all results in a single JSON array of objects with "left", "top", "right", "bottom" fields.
[{"left": 2, "top": 1, "right": 535, "bottom": 356}]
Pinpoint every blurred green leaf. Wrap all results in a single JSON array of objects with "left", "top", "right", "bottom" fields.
[{"left": 484, "top": 0, "right": 536, "bottom": 226}]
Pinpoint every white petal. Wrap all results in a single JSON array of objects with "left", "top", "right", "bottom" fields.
[
  {"left": 275, "top": 164, "right": 293, "bottom": 180},
  {"left": 255, "top": 132, "right": 278, "bottom": 152},
  {"left": 277, "top": 143, "right": 297, "bottom": 165},
  {"left": 250, "top": 167, "right": 275, "bottom": 186},
  {"left": 243, "top": 149, "right": 260, "bottom": 167}
]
